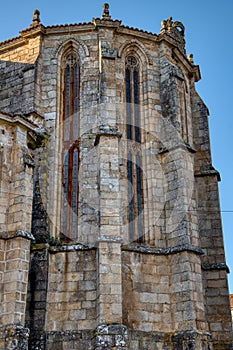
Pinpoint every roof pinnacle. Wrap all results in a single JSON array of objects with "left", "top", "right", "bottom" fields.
[
  {"left": 101, "top": 3, "right": 111, "bottom": 20},
  {"left": 32, "top": 9, "right": 41, "bottom": 26}
]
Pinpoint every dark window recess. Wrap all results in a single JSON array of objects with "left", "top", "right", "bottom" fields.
[
  {"left": 62, "top": 52, "right": 80, "bottom": 239},
  {"left": 125, "top": 55, "right": 144, "bottom": 242}
]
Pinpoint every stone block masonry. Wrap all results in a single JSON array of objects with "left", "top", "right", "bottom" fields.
[{"left": 0, "top": 3, "right": 232, "bottom": 350}]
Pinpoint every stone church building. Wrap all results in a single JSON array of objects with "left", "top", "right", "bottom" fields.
[{"left": 0, "top": 4, "right": 232, "bottom": 349}]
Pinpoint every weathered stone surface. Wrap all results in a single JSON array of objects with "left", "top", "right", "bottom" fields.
[
  {"left": 0, "top": 3, "right": 232, "bottom": 350},
  {"left": 0, "top": 324, "right": 30, "bottom": 350}
]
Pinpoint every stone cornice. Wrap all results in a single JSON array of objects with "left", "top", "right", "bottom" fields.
[
  {"left": 194, "top": 168, "right": 221, "bottom": 181},
  {"left": 201, "top": 262, "right": 230, "bottom": 273},
  {"left": 122, "top": 243, "right": 204, "bottom": 256},
  {"left": 0, "top": 25, "right": 45, "bottom": 53},
  {"left": 158, "top": 38, "right": 201, "bottom": 82},
  {"left": 116, "top": 26, "right": 157, "bottom": 42},
  {"left": 0, "top": 230, "right": 34, "bottom": 241},
  {"left": 158, "top": 142, "right": 196, "bottom": 155},
  {"left": 172, "top": 47, "right": 201, "bottom": 82},
  {"left": 49, "top": 243, "right": 96, "bottom": 253},
  {"left": 97, "top": 236, "right": 123, "bottom": 243},
  {"left": 19, "top": 24, "right": 46, "bottom": 38},
  {"left": 0, "top": 111, "right": 41, "bottom": 131},
  {"left": 92, "top": 17, "right": 122, "bottom": 29},
  {"left": 45, "top": 23, "right": 94, "bottom": 36},
  {"left": 94, "top": 125, "right": 122, "bottom": 145}
]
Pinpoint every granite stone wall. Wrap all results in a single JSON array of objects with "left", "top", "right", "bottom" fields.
[{"left": 0, "top": 5, "right": 232, "bottom": 350}]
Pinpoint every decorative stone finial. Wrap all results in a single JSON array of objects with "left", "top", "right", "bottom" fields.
[
  {"left": 160, "top": 17, "right": 186, "bottom": 54},
  {"left": 32, "top": 9, "right": 41, "bottom": 25},
  {"left": 187, "top": 53, "right": 194, "bottom": 64},
  {"left": 101, "top": 3, "right": 111, "bottom": 19},
  {"left": 160, "top": 17, "right": 184, "bottom": 37}
]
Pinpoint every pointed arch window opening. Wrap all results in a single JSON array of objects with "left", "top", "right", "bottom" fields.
[
  {"left": 61, "top": 51, "right": 80, "bottom": 239},
  {"left": 125, "top": 55, "right": 144, "bottom": 243}
]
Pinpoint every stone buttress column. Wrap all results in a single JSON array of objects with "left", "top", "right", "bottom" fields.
[
  {"left": 191, "top": 89, "right": 233, "bottom": 345},
  {"left": 159, "top": 35, "right": 211, "bottom": 343},
  {"left": 0, "top": 115, "right": 39, "bottom": 349},
  {"left": 159, "top": 144, "right": 208, "bottom": 335},
  {"left": 94, "top": 126, "right": 127, "bottom": 349},
  {"left": 92, "top": 7, "right": 128, "bottom": 349}
]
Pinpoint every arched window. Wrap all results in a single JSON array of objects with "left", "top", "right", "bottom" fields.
[
  {"left": 125, "top": 55, "right": 144, "bottom": 242},
  {"left": 61, "top": 51, "right": 80, "bottom": 239}
]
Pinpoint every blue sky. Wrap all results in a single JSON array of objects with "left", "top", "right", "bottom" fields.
[{"left": 0, "top": 0, "right": 232, "bottom": 292}]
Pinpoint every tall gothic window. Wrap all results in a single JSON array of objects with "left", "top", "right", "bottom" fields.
[
  {"left": 61, "top": 51, "right": 80, "bottom": 239},
  {"left": 125, "top": 55, "right": 144, "bottom": 242}
]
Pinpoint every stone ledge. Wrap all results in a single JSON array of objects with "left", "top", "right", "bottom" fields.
[
  {"left": 49, "top": 243, "right": 96, "bottom": 253},
  {"left": 202, "top": 262, "right": 230, "bottom": 273},
  {"left": 195, "top": 169, "right": 221, "bottom": 181},
  {"left": 94, "top": 125, "right": 122, "bottom": 146},
  {"left": 92, "top": 18, "right": 122, "bottom": 29},
  {"left": 122, "top": 243, "right": 204, "bottom": 256},
  {"left": 27, "top": 328, "right": 233, "bottom": 350},
  {"left": 97, "top": 235, "right": 123, "bottom": 243},
  {"left": 0, "top": 230, "right": 34, "bottom": 241},
  {"left": 158, "top": 141, "right": 196, "bottom": 155}
]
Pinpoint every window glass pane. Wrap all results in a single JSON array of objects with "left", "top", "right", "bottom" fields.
[
  {"left": 127, "top": 152, "right": 134, "bottom": 240},
  {"left": 134, "top": 69, "right": 140, "bottom": 143},
  {"left": 62, "top": 52, "right": 80, "bottom": 238},
  {"left": 65, "top": 66, "right": 70, "bottom": 119},
  {"left": 125, "top": 55, "right": 143, "bottom": 242},
  {"left": 136, "top": 153, "right": 143, "bottom": 242},
  {"left": 125, "top": 67, "right": 132, "bottom": 140}
]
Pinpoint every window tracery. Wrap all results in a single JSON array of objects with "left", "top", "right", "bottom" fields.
[{"left": 125, "top": 55, "right": 144, "bottom": 242}]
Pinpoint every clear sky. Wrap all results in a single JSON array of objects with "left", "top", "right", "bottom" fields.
[{"left": 0, "top": 0, "right": 232, "bottom": 292}]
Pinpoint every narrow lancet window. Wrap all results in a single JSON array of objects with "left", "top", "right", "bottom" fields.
[
  {"left": 61, "top": 51, "right": 80, "bottom": 239},
  {"left": 125, "top": 55, "right": 144, "bottom": 242}
]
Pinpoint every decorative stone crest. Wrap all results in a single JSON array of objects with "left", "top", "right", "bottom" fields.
[{"left": 160, "top": 17, "right": 186, "bottom": 54}]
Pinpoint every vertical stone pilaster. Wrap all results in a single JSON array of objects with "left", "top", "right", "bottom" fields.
[
  {"left": 0, "top": 233, "right": 33, "bottom": 325},
  {"left": 160, "top": 143, "right": 208, "bottom": 332},
  {"left": 95, "top": 21, "right": 124, "bottom": 329},
  {"left": 94, "top": 130, "right": 129, "bottom": 348},
  {"left": 0, "top": 232, "right": 33, "bottom": 350},
  {"left": 97, "top": 132, "right": 121, "bottom": 237},
  {"left": 192, "top": 91, "right": 233, "bottom": 338},
  {"left": 160, "top": 145, "right": 198, "bottom": 247},
  {"left": 0, "top": 114, "right": 38, "bottom": 350},
  {"left": 95, "top": 130, "right": 123, "bottom": 326},
  {"left": 97, "top": 238, "right": 123, "bottom": 325},
  {"left": 170, "top": 250, "right": 207, "bottom": 331},
  {"left": 94, "top": 49, "right": 127, "bottom": 341}
]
